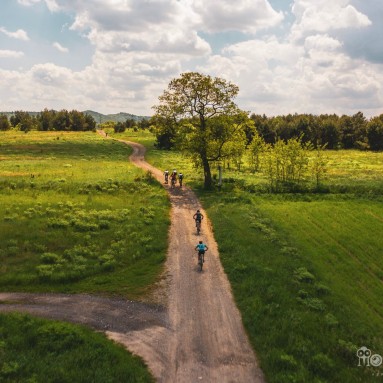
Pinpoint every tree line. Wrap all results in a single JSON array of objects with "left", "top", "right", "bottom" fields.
[
  {"left": 0, "top": 109, "right": 96, "bottom": 132},
  {"left": 152, "top": 106, "right": 383, "bottom": 153},
  {"left": 99, "top": 117, "right": 151, "bottom": 133},
  {"left": 250, "top": 112, "right": 383, "bottom": 151}
]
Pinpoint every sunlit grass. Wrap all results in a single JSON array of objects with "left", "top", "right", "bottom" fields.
[
  {"left": 201, "top": 194, "right": 383, "bottom": 382},
  {"left": 108, "top": 130, "right": 383, "bottom": 194},
  {"left": 0, "top": 130, "right": 170, "bottom": 299}
]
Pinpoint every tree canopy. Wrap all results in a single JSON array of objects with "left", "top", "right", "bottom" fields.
[{"left": 152, "top": 72, "right": 253, "bottom": 188}]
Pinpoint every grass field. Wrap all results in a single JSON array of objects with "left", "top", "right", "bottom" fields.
[
  {"left": 0, "top": 130, "right": 171, "bottom": 381},
  {"left": 0, "top": 312, "right": 154, "bottom": 382},
  {"left": 0, "top": 131, "right": 170, "bottom": 297},
  {"left": 201, "top": 194, "right": 383, "bottom": 382},
  {"left": 115, "top": 129, "right": 383, "bottom": 382},
  {"left": 2, "top": 129, "right": 382, "bottom": 382}
]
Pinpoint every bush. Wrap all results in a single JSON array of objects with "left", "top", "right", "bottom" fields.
[
  {"left": 40, "top": 252, "right": 62, "bottom": 264},
  {"left": 294, "top": 267, "right": 315, "bottom": 283}
]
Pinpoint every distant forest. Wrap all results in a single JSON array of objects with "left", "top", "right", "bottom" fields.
[
  {"left": 0, "top": 109, "right": 149, "bottom": 133},
  {"left": 249, "top": 112, "right": 383, "bottom": 151},
  {"left": 1, "top": 109, "right": 382, "bottom": 151}
]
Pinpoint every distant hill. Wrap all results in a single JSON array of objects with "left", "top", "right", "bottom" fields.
[
  {"left": 1, "top": 110, "right": 150, "bottom": 123},
  {"left": 83, "top": 110, "right": 150, "bottom": 124}
]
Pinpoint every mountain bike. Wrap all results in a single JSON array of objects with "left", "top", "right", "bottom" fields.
[
  {"left": 197, "top": 251, "right": 205, "bottom": 271},
  {"left": 195, "top": 220, "right": 201, "bottom": 235},
  {"left": 171, "top": 177, "right": 176, "bottom": 188}
]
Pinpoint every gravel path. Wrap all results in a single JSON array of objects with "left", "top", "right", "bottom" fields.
[{"left": 0, "top": 133, "right": 265, "bottom": 383}]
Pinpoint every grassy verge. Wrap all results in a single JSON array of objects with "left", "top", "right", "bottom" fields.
[
  {"left": 0, "top": 131, "right": 170, "bottom": 298},
  {"left": 200, "top": 192, "right": 383, "bottom": 382},
  {"left": 0, "top": 312, "right": 154, "bottom": 382}
]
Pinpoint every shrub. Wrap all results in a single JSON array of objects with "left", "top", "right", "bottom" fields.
[
  {"left": 98, "top": 254, "right": 117, "bottom": 271},
  {"left": 40, "top": 252, "right": 62, "bottom": 265},
  {"left": 294, "top": 267, "right": 315, "bottom": 283}
]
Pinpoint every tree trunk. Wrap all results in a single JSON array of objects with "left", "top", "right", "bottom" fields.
[{"left": 202, "top": 156, "right": 213, "bottom": 189}]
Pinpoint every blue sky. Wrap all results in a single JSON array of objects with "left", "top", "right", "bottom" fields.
[{"left": 0, "top": 0, "right": 382, "bottom": 117}]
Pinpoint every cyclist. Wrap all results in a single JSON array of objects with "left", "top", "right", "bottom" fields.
[
  {"left": 164, "top": 170, "right": 169, "bottom": 184},
  {"left": 193, "top": 209, "right": 203, "bottom": 225},
  {"left": 178, "top": 172, "right": 184, "bottom": 187},
  {"left": 170, "top": 170, "right": 177, "bottom": 187},
  {"left": 195, "top": 240, "right": 208, "bottom": 263}
]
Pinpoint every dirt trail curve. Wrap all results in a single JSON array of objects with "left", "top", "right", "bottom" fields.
[{"left": 0, "top": 134, "right": 265, "bottom": 383}]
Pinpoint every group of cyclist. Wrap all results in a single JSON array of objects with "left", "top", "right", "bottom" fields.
[
  {"left": 164, "top": 169, "right": 208, "bottom": 268},
  {"left": 164, "top": 169, "right": 184, "bottom": 188},
  {"left": 193, "top": 210, "right": 208, "bottom": 267}
]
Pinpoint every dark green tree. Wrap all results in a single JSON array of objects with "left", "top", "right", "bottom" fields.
[
  {"left": 38, "top": 108, "right": 55, "bottom": 131},
  {"left": 52, "top": 110, "right": 70, "bottom": 131},
  {"left": 0, "top": 114, "right": 10, "bottom": 131},
  {"left": 367, "top": 115, "right": 383, "bottom": 151},
  {"left": 153, "top": 72, "right": 250, "bottom": 188},
  {"left": 69, "top": 110, "right": 86, "bottom": 131}
]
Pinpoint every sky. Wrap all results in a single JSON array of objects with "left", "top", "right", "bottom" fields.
[{"left": 0, "top": 0, "right": 383, "bottom": 117}]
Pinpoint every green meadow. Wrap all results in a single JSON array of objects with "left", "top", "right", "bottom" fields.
[
  {"left": 0, "top": 131, "right": 170, "bottom": 297},
  {"left": 1, "top": 129, "right": 382, "bottom": 382},
  {"left": 113, "top": 130, "right": 383, "bottom": 383},
  {"left": 0, "top": 312, "right": 154, "bottom": 382},
  {"left": 0, "top": 130, "right": 169, "bottom": 382}
]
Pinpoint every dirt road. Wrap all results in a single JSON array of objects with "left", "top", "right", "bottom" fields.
[{"left": 0, "top": 136, "right": 265, "bottom": 383}]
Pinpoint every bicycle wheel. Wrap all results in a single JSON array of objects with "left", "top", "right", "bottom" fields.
[{"left": 198, "top": 253, "right": 203, "bottom": 271}]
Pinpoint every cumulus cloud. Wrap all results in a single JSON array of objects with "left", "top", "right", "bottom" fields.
[
  {"left": 190, "top": 0, "right": 284, "bottom": 33},
  {"left": 200, "top": 28, "right": 383, "bottom": 117},
  {"left": 30, "top": 63, "right": 73, "bottom": 86},
  {"left": 0, "top": 50, "right": 25, "bottom": 58},
  {"left": 52, "top": 42, "right": 69, "bottom": 53},
  {"left": 0, "top": 27, "right": 30, "bottom": 41},
  {"left": 1, "top": 0, "right": 383, "bottom": 117},
  {"left": 290, "top": 0, "right": 372, "bottom": 41}
]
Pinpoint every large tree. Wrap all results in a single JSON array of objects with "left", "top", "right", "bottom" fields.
[{"left": 152, "top": 72, "right": 251, "bottom": 188}]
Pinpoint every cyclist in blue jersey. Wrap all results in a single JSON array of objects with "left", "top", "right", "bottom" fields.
[{"left": 195, "top": 240, "right": 208, "bottom": 263}]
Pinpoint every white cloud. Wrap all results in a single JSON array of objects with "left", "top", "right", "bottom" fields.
[
  {"left": 53, "top": 42, "right": 69, "bottom": 53},
  {"left": 60, "top": 0, "right": 209, "bottom": 58},
  {"left": 19, "top": 0, "right": 62, "bottom": 12},
  {"left": 0, "top": 50, "right": 25, "bottom": 58},
  {"left": 30, "top": 63, "right": 72, "bottom": 86},
  {"left": 290, "top": 0, "right": 372, "bottom": 40},
  {"left": 199, "top": 29, "right": 383, "bottom": 116},
  {"left": 304, "top": 34, "right": 342, "bottom": 52},
  {"left": 17, "top": 0, "right": 41, "bottom": 5},
  {"left": 190, "top": 0, "right": 284, "bottom": 33},
  {"left": 44, "top": 0, "right": 61, "bottom": 12},
  {"left": 1, "top": 0, "right": 383, "bottom": 117},
  {"left": 0, "top": 27, "right": 30, "bottom": 41}
]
